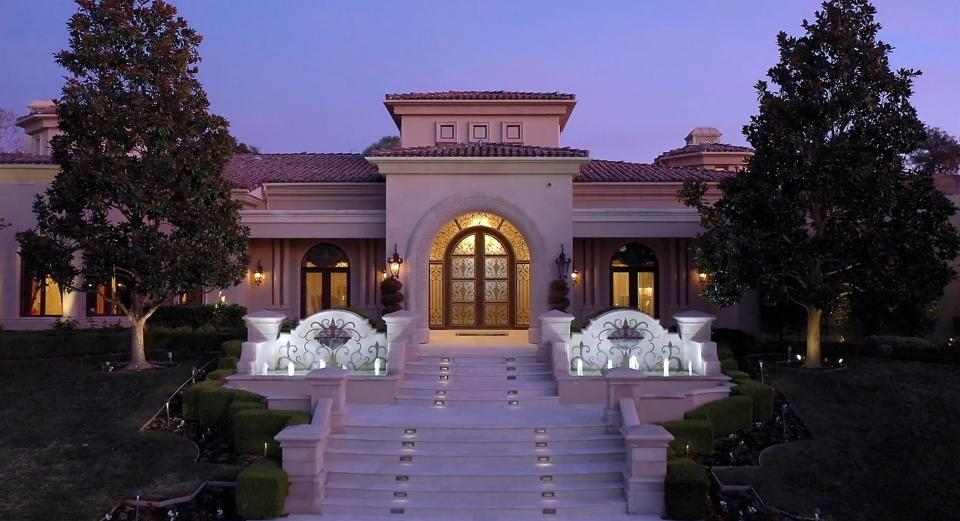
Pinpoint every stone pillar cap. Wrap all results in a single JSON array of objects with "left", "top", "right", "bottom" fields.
[
  {"left": 673, "top": 310, "right": 716, "bottom": 321},
  {"left": 539, "top": 309, "right": 575, "bottom": 322},
  {"left": 244, "top": 310, "right": 287, "bottom": 322}
]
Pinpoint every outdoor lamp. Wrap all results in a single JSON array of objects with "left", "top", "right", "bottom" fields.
[
  {"left": 555, "top": 244, "right": 571, "bottom": 280},
  {"left": 387, "top": 244, "right": 404, "bottom": 279},
  {"left": 253, "top": 260, "right": 265, "bottom": 286},
  {"left": 571, "top": 268, "right": 580, "bottom": 285},
  {"left": 381, "top": 269, "right": 388, "bottom": 281},
  {"left": 697, "top": 270, "right": 709, "bottom": 284}
]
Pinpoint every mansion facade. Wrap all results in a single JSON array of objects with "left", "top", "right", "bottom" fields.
[{"left": 11, "top": 90, "right": 946, "bottom": 342}]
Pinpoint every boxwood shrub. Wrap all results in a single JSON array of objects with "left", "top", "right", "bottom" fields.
[
  {"left": 720, "top": 358, "right": 739, "bottom": 372},
  {"left": 234, "top": 409, "right": 313, "bottom": 455},
  {"left": 206, "top": 368, "right": 235, "bottom": 381},
  {"left": 222, "top": 339, "right": 243, "bottom": 358},
  {"left": 182, "top": 380, "right": 222, "bottom": 421},
  {"left": 685, "top": 395, "right": 753, "bottom": 437},
  {"left": 236, "top": 458, "right": 289, "bottom": 519},
  {"left": 665, "top": 458, "right": 708, "bottom": 520},
  {"left": 733, "top": 379, "right": 774, "bottom": 420},
  {"left": 724, "top": 369, "right": 750, "bottom": 382},
  {"left": 198, "top": 386, "right": 236, "bottom": 430},
  {"left": 150, "top": 303, "right": 247, "bottom": 330},
  {"left": 660, "top": 419, "right": 714, "bottom": 458}
]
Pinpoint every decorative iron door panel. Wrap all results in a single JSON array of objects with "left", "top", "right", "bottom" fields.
[{"left": 445, "top": 230, "right": 514, "bottom": 328}]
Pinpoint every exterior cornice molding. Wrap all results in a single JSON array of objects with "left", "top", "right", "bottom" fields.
[
  {"left": 572, "top": 207, "right": 701, "bottom": 223},
  {"left": 241, "top": 209, "right": 386, "bottom": 224},
  {"left": 369, "top": 156, "right": 589, "bottom": 176}
]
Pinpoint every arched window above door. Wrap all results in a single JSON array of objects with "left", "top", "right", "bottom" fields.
[
  {"left": 610, "top": 243, "right": 659, "bottom": 317},
  {"left": 301, "top": 244, "right": 350, "bottom": 317}
]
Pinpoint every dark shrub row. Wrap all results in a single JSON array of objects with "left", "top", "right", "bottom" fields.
[{"left": 149, "top": 303, "right": 247, "bottom": 330}]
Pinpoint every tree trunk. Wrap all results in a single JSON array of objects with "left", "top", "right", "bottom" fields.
[
  {"left": 126, "top": 316, "right": 153, "bottom": 370},
  {"left": 805, "top": 306, "right": 822, "bottom": 369}
]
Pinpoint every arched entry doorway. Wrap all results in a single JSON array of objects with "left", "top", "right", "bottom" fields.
[{"left": 429, "top": 212, "right": 530, "bottom": 329}]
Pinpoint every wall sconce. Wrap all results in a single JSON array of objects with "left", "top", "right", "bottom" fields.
[
  {"left": 387, "top": 244, "right": 404, "bottom": 279},
  {"left": 555, "top": 244, "right": 571, "bottom": 280},
  {"left": 697, "top": 270, "right": 709, "bottom": 284},
  {"left": 253, "top": 260, "right": 265, "bottom": 286},
  {"left": 571, "top": 268, "right": 580, "bottom": 285},
  {"left": 381, "top": 269, "right": 388, "bottom": 281}
]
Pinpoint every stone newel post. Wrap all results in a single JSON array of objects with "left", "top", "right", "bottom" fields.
[
  {"left": 674, "top": 310, "right": 720, "bottom": 376},
  {"left": 383, "top": 310, "right": 417, "bottom": 376},
  {"left": 306, "top": 367, "right": 349, "bottom": 431},
  {"left": 276, "top": 399, "right": 334, "bottom": 515},
  {"left": 239, "top": 310, "right": 286, "bottom": 375},
  {"left": 539, "top": 310, "right": 575, "bottom": 363}
]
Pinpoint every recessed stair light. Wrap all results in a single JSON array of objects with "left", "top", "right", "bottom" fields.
[
  {"left": 507, "top": 390, "right": 518, "bottom": 395},
  {"left": 541, "top": 491, "right": 555, "bottom": 498},
  {"left": 435, "top": 390, "right": 446, "bottom": 396},
  {"left": 508, "top": 400, "right": 519, "bottom": 406},
  {"left": 400, "top": 456, "right": 413, "bottom": 462},
  {"left": 390, "top": 508, "right": 405, "bottom": 514},
  {"left": 535, "top": 428, "right": 547, "bottom": 434},
  {"left": 396, "top": 475, "right": 409, "bottom": 481},
  {"left": 543, "top": 508, "right": 557, "bottom": 515},
  {"left": 394, "top": 492, "right": 407, "bottom": 498},
  {"left": 536, "top": 442, "right": 548, "bottom": 448},
  {"left": 402, "top": 441, "right": 415, "bottom": 448},
  {"left": 404, "top": 429, "right": 416, "bottom": 435},
  {"left": 537, "top": 456, "right": 550, "bottom": 463},
  {"left": 540, "top": 475, "right": 553, "bottom": 482}
]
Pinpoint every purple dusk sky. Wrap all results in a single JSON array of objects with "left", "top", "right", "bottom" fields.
[{"left": 1, "top": 1, "right": 957, "bottom": 162}]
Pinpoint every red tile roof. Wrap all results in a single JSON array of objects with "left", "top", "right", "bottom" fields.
[
  {"left": 577, "top": 160, "right": 735, "bottom": 183},
  {"left": 655, "top": 143, "right": 754, "bottom": 163},
  {"left": 385, "top": 91, "right": 575, "bottom": 101},
  {"left": 371, "top": 143, "right": 589, "bottom": 158},
  {"left": 0, "top": 153, "right": 55, "bottom": 165},
  {"left": 222, "top": 153, "right": 381, "bottom": 189}
]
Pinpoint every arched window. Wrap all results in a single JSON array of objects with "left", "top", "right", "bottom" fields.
[
  {"left": 610, "top": 243, "right": 659, "bottom": 317},
  {"left": 301, "top": 244, "right": 350, "bottom": 317}
]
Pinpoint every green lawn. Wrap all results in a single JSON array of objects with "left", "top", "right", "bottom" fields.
[
  {"left": 0, "top": 355, "right": 236, "bottom": 521},
  {"left": 758, "top": 357, "right": 960, "bottom": 520}
]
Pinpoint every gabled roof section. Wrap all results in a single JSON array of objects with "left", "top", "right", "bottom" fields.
[
  {"left": 223, "top": 153, "right": 381, "bottom": 190},
  {"left": 385, "top": 91, "right": 575, "bottom": 101},
  {"left": 654, "top": 143, "right": 754, "bottom": 163},
  {"left": 0, "top": 153, "right": 55, "bottom": 165},
  {"left": 370, "top": 143, "right": 589, "bottom": 158},
  {"left": 578, "top": 160, "right": 735, "bottom": 183}
]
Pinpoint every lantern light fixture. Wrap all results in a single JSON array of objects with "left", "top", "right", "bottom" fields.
[
  {"left": 387, "top": 244, "right": 404, "bottom": 279},
  {"left": 571, "top": 268, "right": 580, "bottom": 286},
  {"left": 697, "top": 270, "right": 709, "bottom": 284},
  {"left": 555, "top": 245, "right": 571, "bottom": 280},
  {"left": 253, "top": 260, "right": 265, "bottom": 286}
]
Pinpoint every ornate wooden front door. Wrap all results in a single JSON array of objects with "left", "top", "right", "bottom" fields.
[{"left": 446, "top": 229, "right": 513, "bottom": 328}]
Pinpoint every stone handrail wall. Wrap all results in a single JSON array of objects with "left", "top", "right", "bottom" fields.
[
  {"left": 276, "top": 398, "right": 334, "bottom": 515},
  {"left": 616, "top": 397, "right": 673, "bottom": 516}
]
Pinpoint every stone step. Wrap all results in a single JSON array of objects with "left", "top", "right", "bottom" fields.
[
  {"left": 404, "top": 372, "right": 554, "bottom": 383},
  {"left": 326, "top": 433, "right": 625, "bottom": 451},
  {"left": 404, "top": 365, "right": 552, "bottom": 376},
  {"left": 397, "top": 385, "right": 558, "bottom": 399},
  {"left": 282, "top": 514, "right": 660, "bottom": 521},
  {"left": 324, "top": 480, "right": 625, "bottom": 502},
  {"left": 396, "top": 395, "right": 560, "bottom": 407},
  {"left": 414, "top": 355, "right": 541, "bottom": 364},
  {"left": 320, "top": 496, "right": 628, "bottom": 519},
  {"left": 325, "top": 445, "right": 626, "bottom": 465}
]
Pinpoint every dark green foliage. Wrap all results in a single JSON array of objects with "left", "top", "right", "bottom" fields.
[
  {"left": 665, "top": 458, "right": 709, "bottom": 520},
  {"left": 713, "top": 329, "right": 756, "bottom": 355},
  {"left": 679, "top": 0, "right": 959, "bottom": 366},
  {"left": 15, "top": 0, "right": 249, "bottom": 368},
  {"left": 361, "top": 135, "right": 401, "bottom": 155},
  {"left": 236, "top": 458, "right": 289, "bottom": 520},
  {"left": 548, "top": 279, "right": 570, "bottom": 312},
  {"left": 380, "top": 277, "right": 404, "bottom": 313},
  {"left": 733, "top": 379, "right": 775, "bottom": 420},
  {"left": 716, "top": 344, "right": 735, "bottom": 360},
  {"left": 910, "top": 126, "right": 960, "bottom": 177},
  {"left": 685, "top": 395, "right": 753, "bottom": 436},
  {"left": 862, "top": 335, "right": 960, "bottom": 364},
  {"left": 218, "top": 356, "right": 238, "bottom": 371},
  {"left": 661, "top": 419, "right": 714, "bottom": 458},
  {"left": 724, "top": 370, "right": 751, "bottom": 382},
  {"left": 346, "top": 306, "right": 386, "bottom": 332},
  {"left": 229, "top": 400, "right": 265, "bottom": 425},
  {"left": 233, "top": 409, "right": 312, "bottom": 455},
  {"left": 206, "top": 368, "right": 234, "bottom": 381},
  {"left": 0, "top": 328, "right": 236, "bottom": 361},
  {"left": 222, "top": 338, "right": 242, "bottom": 358},
  {"left": 198, "top": 386, "right": 234, "bottom": 430},
  {"left": 721, "top": 358, "right": 739, "bottom": 372},
  {"left": 150, "top": 304, "right": 247, "bottom": 330},
  {"left": 182, "top": 380, "right": 222, "bottom": 422}
]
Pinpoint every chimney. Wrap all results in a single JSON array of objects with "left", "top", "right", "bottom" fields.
[
  {"left": 16, "top": 100, "right": 60, "bottom": 156},
  {"left": 684, "top": 127, "right": 722, "bottom": 146}
]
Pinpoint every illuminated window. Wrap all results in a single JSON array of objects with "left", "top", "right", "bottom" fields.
[
  {"left": 301, "top": 243, "right": 350, "bottom": 317},
  {"left": 610, "top": 243, "right": 658, "bottom": 317},
  {"left": 87, "top": 277, "right": 131, "bottom": 316},
  {"left": 20, "top": 262, "right": 63, "bottom": 317}
]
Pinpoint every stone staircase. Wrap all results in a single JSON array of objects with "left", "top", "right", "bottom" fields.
[{"left": 316, "top": 344, "right": 654, "bottom": 520}]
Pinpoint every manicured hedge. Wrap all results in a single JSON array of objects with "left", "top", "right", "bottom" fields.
[
  {"left": 0, "top": 329, "right": 242, "bottom": 360},
  {"left": 150, "top": 303, "right": 247, "bottom": 330},
  {"left": 230, "top": 401, "right": 266, "bottom": 426},
  {"left": 665, "top": 458, "right": 708, "bottom": 520},
  {"left": 236, "top": 458, "right": 289, "bottom": 520},
  {"left": 685, "top": 395, "right": 753, "bottom": 437},
  {"left": 720, "top": 358, "right": 739, "bottom": 372},
  {"left": 233, "top": 409, "right": 312, "bottom": 455},
  {"left": 733, "top": 379, "right": 774, "bottom": 420},
  {"left": 199, "top": 386, "right": 236, "bottom": 430},
  {"left": 713, "top": 328, "right": 756, "bottom": 355},
  {"left": 660, "top": 419, "right": 714, "bottom": 458},
  {"left": 222, "top": 339, "right": 243, "bottom": 358},
  {"left": 724, "top": 369, "right": 750, "bottom": 382},
  {"left": 182, "top": 380, "right": 223, "bottom": 421},
  {"left": 716, "top": 344, "right": 735, "bottom": 360},
  {"left": 207, "top": 368, "right": 235, "bottom": 381},
  {"left": 218, "top": 356, "right": 238, "bottom": 371}
]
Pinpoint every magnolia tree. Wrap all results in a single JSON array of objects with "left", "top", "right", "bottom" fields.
[
  {"left": 681, "top": 0, "right": 959, "bottom": 367},
  {"left": 17, "top": 0, "right": 249, "bottom": 369}
]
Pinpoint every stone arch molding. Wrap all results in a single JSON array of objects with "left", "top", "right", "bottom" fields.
[{"left": 402, "top": 195, "right": 548, "bottom": 339}]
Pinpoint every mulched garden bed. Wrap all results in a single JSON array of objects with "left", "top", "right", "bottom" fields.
[{"left": 107, "top": 484, "right": 240, "bottom": 521}]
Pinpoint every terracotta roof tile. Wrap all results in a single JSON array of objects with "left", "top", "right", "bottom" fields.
[
  {"left": 655, "top": 143, "right": 754, "bottom": 163},
  {"left": 578, "top": 160, "right": 735, "bottom": 183},
  {"left": 371, "top": 143, "right": 589, "bottom": 158},
  {"left": 0, "top": 153, "right": 55, "bottom": 165},
  {"left": 385, "top": 91, "right": 575, "bottom": 101},
  {"left": 222, "top": 153, "right": 380, "bottom": 189}
]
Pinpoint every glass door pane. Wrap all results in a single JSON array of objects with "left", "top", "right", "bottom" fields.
[
  {"left": 637, "top": 271, "right": 655, "bottom": 316},
  {"left": 612, "top": 272, "right": 630, "bottom": 308},
  {"left": 482, "top": 233, "right": 509, "bottom": 327},
  {"left": 449, "top": 233, "right": 477, "bottom": 326},
  {"left": 330, "top": 272, "right": 348, "bottom": 309},
  {"left": 304, "top": 272, "right": 324, "bottom": 316}
]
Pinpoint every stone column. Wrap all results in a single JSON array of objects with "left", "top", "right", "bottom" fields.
[
  {"left": 239, "top": 310, "right": 286, "bottom": 375},
  {"left": 306, "top": 367, "right": 349, "bottom": 431},
  {"left": 275, "top": 399, "right": 334, "bottom": 515}
]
